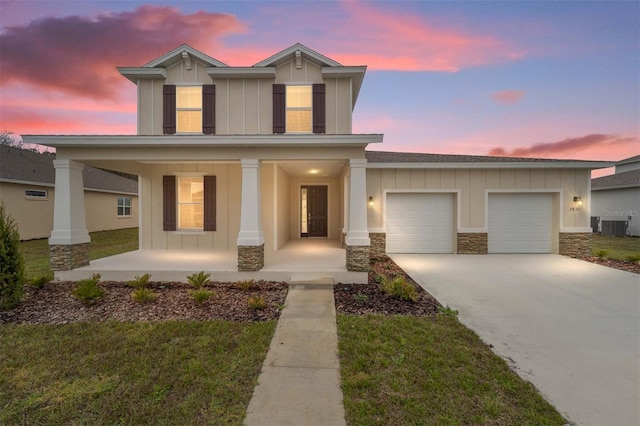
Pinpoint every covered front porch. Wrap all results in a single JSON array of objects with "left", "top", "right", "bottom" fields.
[{"left": 54, "top": 239, "right": 368, "bottom": 284}]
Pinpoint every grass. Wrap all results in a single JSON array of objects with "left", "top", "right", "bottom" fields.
[
  {"left": 0, "top": 320, "right": 276, "bottom": 425},
  {"left": 20, "top": 227, "right": 138, "bottom": 280},
  {"left": 338, "top": 314, "right": 567, "bottom": 425},
  {"left": 591, "top": 233, "right": 640, "bottom": 261}
]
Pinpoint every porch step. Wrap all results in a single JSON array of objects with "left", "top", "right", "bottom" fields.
[{"left": 288, "top": 275, "right": 335, "bottom": 286}]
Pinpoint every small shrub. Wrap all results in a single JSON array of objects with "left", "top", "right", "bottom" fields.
[
  {"left": 29, "top": 274, "right": 52, "bottom": 289},
  {"left": 438, "top": 305, "right": 459, "bottom": 317},
  {"left": 72, "top": 274, "right": 105, "bottom": 306},
  {"left": 187, "top": 271, "right": 211, "bottom": 289},
  {"left": 128, "top": 273, "right": 151, "bottom": 289},
  {"left": 131, "top": 287, "right": 157, "bottom": 304},
  {"left": 595, "top": 250, "right": 608, "bottom": 258},
  {"left": 0, "top": 203, "right": 25, "bottom": 310},
  {"left": 352, "top": 293, "right": 369, "bottom": 302},
  {"left": 247, "top": 295, "right": 266, "bottom": 310},
  {"left": 626, "top": 254, "right": 640, "bottom": 263},
  {"left": 237, "top": 279, "right": 255, "bottom": 291},
  {"left": 379, "top": 275, "right": 418, "bottom": 302},
  {"left": 190, "top": 288, "right": 213, "bottom": 304}
]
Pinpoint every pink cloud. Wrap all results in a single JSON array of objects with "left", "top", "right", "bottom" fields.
[
  {"left": 488, "top": 134, "right": 639, "bottom": 161},
  {"left": 492, "top": 90, "right": 525, "bottom": 104},
  {"left": 0, "top": 5, "right": 246, "bottom": 99}
]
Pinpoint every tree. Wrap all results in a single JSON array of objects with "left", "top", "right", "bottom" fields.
[
  {"left": 0, "top": 131, "right": 23, "bottom": 149},
  {"left": 0, "top": 203, "right": 25, "bottom": 310}
]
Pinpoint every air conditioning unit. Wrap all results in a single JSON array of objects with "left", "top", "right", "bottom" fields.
[{"left": 601, "top": 220, "right": 628, "bottom": 237}]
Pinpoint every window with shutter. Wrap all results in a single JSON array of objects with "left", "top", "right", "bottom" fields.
[
  {"left": 163, "top": 85, "right": 176, "bottom": 135},
  {"left": 312, "top": 83, "right": 325, "bottom": 134},
  {"left": 163, "top": 175, "right": 176, "bottom": 231},
  {"left": 273, "top": 84, "right": 285, "bottom": 133},
  {"left": 202, "top": 85, "right": 216, "bottom": 135},
  {"left": 163, "top": 175, "right": 216, "bottom": 232}
]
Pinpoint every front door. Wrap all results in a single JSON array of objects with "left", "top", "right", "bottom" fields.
[{"left": 301, "top": 185, "right": 328, "bottom": 237}]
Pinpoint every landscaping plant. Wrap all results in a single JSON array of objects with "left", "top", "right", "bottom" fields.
[
  {"left": 0, "top": 204, "right": 25, "bottom": 309},
  {"left": 129, "top": 273, "right": 157, "bottom": 303},
  {"left": 247, "top": 295, "right": 266, "bottom": 310},
  {"left": 238, "top": 279, "right": 255, "bottom": 291},
  {"left": 378, "top": 274, "right": 418, "bottom": 302},
  {"left": 187, "top": 271, "right": 213, "bottom": 303},
  {"left": 71, "top": 274, "right": 105, "bottom": 306}
]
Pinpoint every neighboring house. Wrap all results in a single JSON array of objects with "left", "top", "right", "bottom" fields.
[
  {"left": 0, "top": 145, "right": 138, "bottom": 240},
  {"left": 591, "top": 155, "right": 640, "bottom": 236},
  {"left": 23, "top": 43, "right": 611, "bottom": 275}
]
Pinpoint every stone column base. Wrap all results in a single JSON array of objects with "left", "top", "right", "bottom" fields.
[
  {"left": 238, "top": 244, "right": 265, "bottom": 271},
  {"left": 346, "top": 245, "right": 370, "bottom": 272},
  {"left": 50, "top": 243, "right": 90, "bottom": 271},
  {"left": 369, "top": 233, "right": 386, "bottom": 259},
  {"left": 457, "top": 233, "right": 488, "bottom": 254},
  {"left": 341, "top": 232, "right": 347, "bottom": 249},
  {"left": 559, "top": 232, "right": 591, "bottom": 257}
]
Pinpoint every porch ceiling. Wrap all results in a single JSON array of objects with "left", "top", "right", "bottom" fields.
[{"left": 271, "top": 160, "right": 347, "bottom": 178}]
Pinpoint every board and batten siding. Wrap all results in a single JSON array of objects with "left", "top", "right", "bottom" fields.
[{"left": 366, "top": 168, "right": 591, "bottom": 231}]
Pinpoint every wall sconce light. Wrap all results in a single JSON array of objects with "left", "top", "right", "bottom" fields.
[
  {"left": 368, "top": 196, "right": 374, "bottom": 206},
  {"left": 573, "top": 196, "right": 583, "bottom": 206}
]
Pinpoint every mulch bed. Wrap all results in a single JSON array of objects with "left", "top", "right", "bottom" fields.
[
  {"left": 334, "top": 256, "right": 441, "bottom": 316},
  {"left": 577, "top": 256, "right": 640, "bottom": 274},
  {"left": 0, "top": 281, "right": 288, "bottom": 324}
]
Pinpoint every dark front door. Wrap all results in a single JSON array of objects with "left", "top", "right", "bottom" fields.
[{"left": 303, "top": 185, "right": 328, "bottom": 237}]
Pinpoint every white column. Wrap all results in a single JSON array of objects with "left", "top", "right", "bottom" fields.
[
  {"left": 237, "top": 159, "right": 265, "bottom": 246},
  {"left": 346, "top": 158, "right": 370, "bottom": 246},
  {"left": 49, "top": 159, "right": 90, "bottom": 245}
]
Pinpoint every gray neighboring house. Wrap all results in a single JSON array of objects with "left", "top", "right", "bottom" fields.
[
  {"left": 0, "top": 145, "right": 139, "bottom": 240},
  {"left": 591, "top": 155, "right": 640, "bottom": 236}
]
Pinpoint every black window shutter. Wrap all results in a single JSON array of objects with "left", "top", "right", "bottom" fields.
[
  {"left": 204, "top": 175, "right": 217, "bottom": 231},
  {"left": 313, "top": 83, "right": 326, "bottom": 134},
  {"left": 202, "top": 84, "right": 215, "bottom": 135},
  {"left": 273, "top": 84, "right": 285, "bottom": 134},
  {"left": 163, "top": 175, "right": 176, "bottom": 231},
  {"left": 163, "top": 85, "right": 176, "bottom": 135}
]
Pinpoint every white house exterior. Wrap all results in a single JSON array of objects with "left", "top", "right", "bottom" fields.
[
  {"left": 592, "top": 155, "right": 640, "bottom": 236},
  {"left": 22, "top": 44, "right": 612, "bottom": 280}
]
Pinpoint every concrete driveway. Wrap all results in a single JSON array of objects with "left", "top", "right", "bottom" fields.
[{"left": 390, "top": 254, "right": 639, "bottom": 426}]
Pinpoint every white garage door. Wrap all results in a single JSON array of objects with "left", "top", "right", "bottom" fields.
[
  {"left": 386, "top": 193, "right": 453, "bottom": 253},
  {"left": 488, "top": 193, "right": 552, "bottom": 253}
]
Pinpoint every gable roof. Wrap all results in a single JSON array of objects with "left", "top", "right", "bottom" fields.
[
  {"left": 592, "top": 169, "right": 640, "bottom": 190},
  {"left": 0, "top": 145, "right": 138, "bottom": 194},
  {"left": 365, "top": 150, "right": 613, "bottom": 169},
  {"left": 617, "top": 154, "right": 640, "bottom": 166},
  {"left": 253, "top": 43, "right": 342, "bottom": 68}
]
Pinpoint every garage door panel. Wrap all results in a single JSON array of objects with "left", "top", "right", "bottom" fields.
[
  {"left": 488, "top": 193, "right": 552, "bottom": 253},
  {"left": 386, "top": 193, "right": 453, "bottom": 254}
]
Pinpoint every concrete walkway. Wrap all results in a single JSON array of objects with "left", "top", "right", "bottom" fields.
[{"left": 244, "top": 282, "right": 346, "bottom": 426}]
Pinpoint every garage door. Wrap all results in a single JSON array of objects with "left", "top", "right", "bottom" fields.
[
  {"left": 386, "top": 193, "right": 453, "bottom": 253},
  {"left": 488, "top": 193, "right": 552, "bottom": 253}
]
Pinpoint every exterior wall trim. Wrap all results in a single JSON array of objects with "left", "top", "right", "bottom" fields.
[{"left": 367, "top": 161, "right": 614, "bottom": 170}]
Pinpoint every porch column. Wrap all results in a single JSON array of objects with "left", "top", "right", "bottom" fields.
[
  {"left": 49, "top": 159, "right": 90, "bottom": 271},
  {"left": 345, "top": 158, "right": 370, "bottom": 272},
  {"left": 237, "top": 159, "right": 265, "bottom": 271}
]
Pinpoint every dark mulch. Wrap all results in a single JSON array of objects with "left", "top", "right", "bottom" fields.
[
  {"left": 577, "top": 256, "right": 640, "bottom": 274},
  {"left": 0, "top": 281, "right": 288, "bottom": 324},
  {"left": 334, "top": 256, "right": 441, "bottom": 316}
]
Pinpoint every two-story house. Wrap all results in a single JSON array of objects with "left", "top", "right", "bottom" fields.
[{"left": 24, "top": 43, "right": 611, "bottom": 282}]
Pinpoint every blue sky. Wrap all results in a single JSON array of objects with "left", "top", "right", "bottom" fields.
[{"left": 1, "top": 0, "right": 638, "bottom": 172}]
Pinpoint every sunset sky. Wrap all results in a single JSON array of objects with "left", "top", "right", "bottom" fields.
[{"left": 1, "top": 0, "right": 638, "bottom": 176}]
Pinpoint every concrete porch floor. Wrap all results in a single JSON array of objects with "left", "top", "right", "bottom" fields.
[{"left": 54, "top": 239, "right": 368, "bottom": 284}]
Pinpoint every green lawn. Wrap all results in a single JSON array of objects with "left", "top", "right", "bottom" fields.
[
  {"left": 592, "top": 233, "right": 640, "bottom": 260},
  {"left": 338, "top": 314, "right": 567, "bottom": 426},
  {"left": 20, "top": 227, "right": 139, "bottom": 280},
  {"left": 0, "top": 320, "right": 275, "bottom": 425}
]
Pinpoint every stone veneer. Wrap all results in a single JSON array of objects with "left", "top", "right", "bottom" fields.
[
  {"left": 346, "top": 245, "right": 370, "bottom": 272},
  {"left": 559, "top": 232, "right": 592, "bottom": 257},
  {"left": 341, "top": 232, "right": 346, "bottom": 249},
  {"left": 369, "top": 233, "right": 386, "bottom": 259},
  {"left": 457, "top": 233, "right": 488, "bottom": 254},
  {"left": 50, "top": 243, "right": 90, "bottom": 271},
  {"left": 238, "top": 244, "right": 265, "bottom": 271}
]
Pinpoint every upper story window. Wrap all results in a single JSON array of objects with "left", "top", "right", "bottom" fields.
[
  {"left": 176, "top": 86, "right": 203, "bottom": 133},
  {"left": 286, "top": 85, "right": 312, "bottom": 133}
]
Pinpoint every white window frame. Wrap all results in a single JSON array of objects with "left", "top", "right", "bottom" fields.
[
  {"left": 25, "top": 189, "right": 48, "bottom": 200},
  {"left": 117, "top": 196, "right": 132, "bottom": 217},
  {"left": 176, "top": 85, "right": 203, "bottom": 134},
  {"left": 286, "top": 84, "right": 313, "bottom": 134}
]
